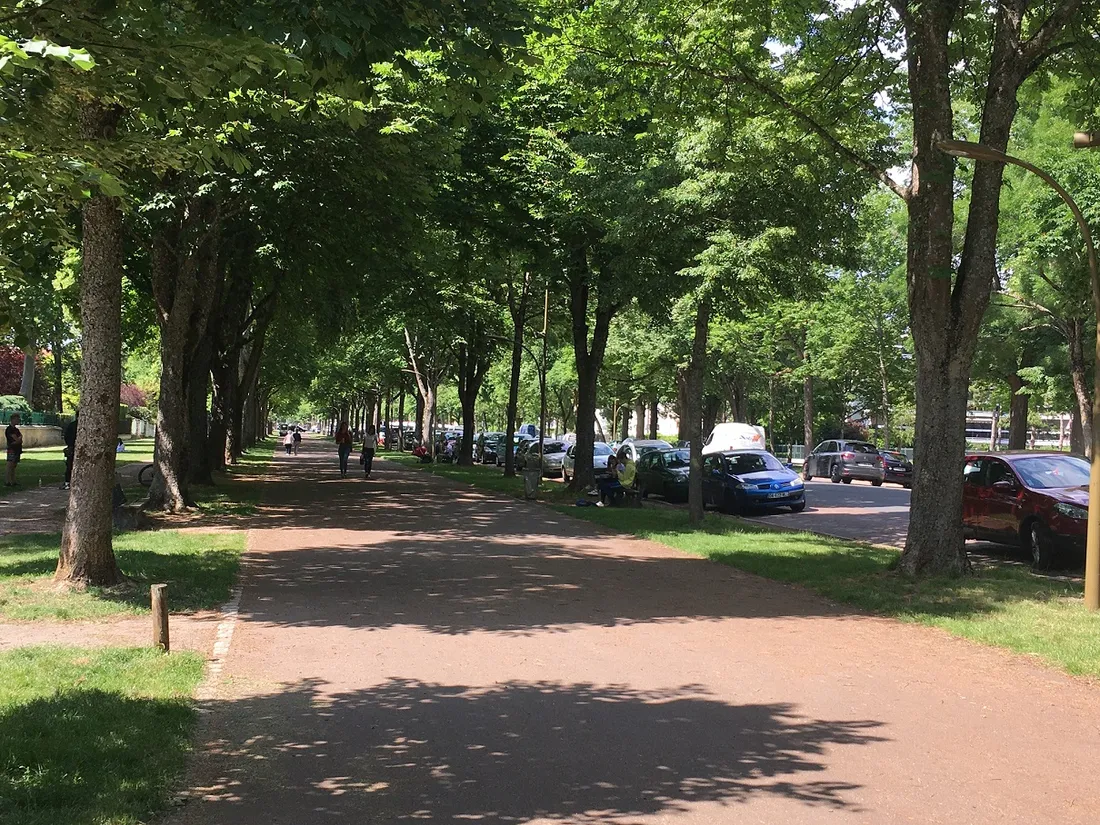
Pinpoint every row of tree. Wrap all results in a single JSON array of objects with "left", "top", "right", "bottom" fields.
[{"left": 2, "top": 0, "right": 1098, "bottom": 585}]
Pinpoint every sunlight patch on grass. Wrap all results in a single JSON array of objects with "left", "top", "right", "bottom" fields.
[{"left": 0, "top": 531, "right": 244, "bottom": 621}]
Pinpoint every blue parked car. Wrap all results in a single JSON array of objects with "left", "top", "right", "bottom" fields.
[{"left": 703, "top": 450, "right": 806, "bottom": 514}]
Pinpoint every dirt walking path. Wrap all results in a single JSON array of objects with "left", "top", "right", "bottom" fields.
[{"left": 165, "top": 436, "right": 1100, "bottom": 824}]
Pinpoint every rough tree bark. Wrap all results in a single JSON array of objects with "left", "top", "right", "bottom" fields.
[
  {"left": 405, "top": 328, "right": 447, "bottom": 454},
  {"left": 56, "top": 101, "right": 124, "bottom": 586},
  {"left": 1006, "top": 373, "right": 1029, "bottom": 451},
  {"left": 147, "top": 196, "right": 220, "bottom": 512},
  {"left": 456, "top": 327, "right": 491, "bottom": 466},
  {"left": 634, "top": 398, "right": 645, "bottom": 439},
  {"left": 18, "top": 347, "right": 35, "bottom": 406},
  {"left": 897, "top": 3, "right": 1040, "bottom": 576},
  {"left": 803, "top": 348, "right": 814, "bottom": 459},
  {"left": 567, "top": 247, "right": 616, "bottom": 491},
  {"left": 1068, "top": 318, "right": 1093, "bottom": 457},
  {"left": 648, "top": 395, "right": 659, "bottom": 440},
  {"left": 685, "top": 299, "right": 711, "bottom": 525}
]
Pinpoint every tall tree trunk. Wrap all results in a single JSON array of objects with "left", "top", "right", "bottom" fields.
[
  {"left": 1071, "top": 404, "right": 1085, "bottom": 454},
  {"left": 414, "top": 391, "right": 424, "bottom": 445},
  {"left": 397, "top": 386, "right": 406, "bottom": 451},
  {"left": 188, "top": 335, "right": 214, "bottom": 485},
  {"left": 456, "top": 332, "right": 490, "bottom": 466},
  {"left": 877, "top": 341, "right": 891, "bottom": 449},
  {"left": 989, "top": 406, "right": 1001, "bottom": 451},
  {"left": 1006, "top": 373, "right": 1029, "bottom": 450},
  {"left": 147, "top": 197, "right": 219, "bottom": 511},
  {"left": 51, "top": 336, "right": 63, "bottom": 413},
  {"left": 634, "top": 397, "right": 645, "bottom": 438},
  {"left": 803, "top": 350, "right": 814, "bottom": 460},
  {"left": 57, "top": 101, "right": 125, "bottom": 586},
  {"left": 19, "top": 347, "right": 35, "bottom": 407},
  {"left": 685, "top": 299, "right": 711, "bottom": 525},
  {"left": 648, "top": 395, "right": 659, "bottom": 440},
  {"left": 898, "top": 5, "right": 1026, "bottom": 577},
  {"left": 676, "top": 379, "right": 688, "bottom": 443},
  {"left": 1068, "top": 321, "right": 1093, "bottom": 457},
  {"left": 568, "top": 256, "right": 615, "bottom": 492},
  {"left": 504, "top": 272, "right": 531, "bottom": 477}
]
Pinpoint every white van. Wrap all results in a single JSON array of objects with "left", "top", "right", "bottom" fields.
[{"left": 701, "top": 422, "right": 767, "bottom": 455}]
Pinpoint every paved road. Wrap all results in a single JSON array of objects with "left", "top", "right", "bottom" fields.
[
  {"left": 756, "top": 478, "right": 912, "bottom": 546},
  {"left": 166, "top": 438, "right": 1100, "bottom": 824}
]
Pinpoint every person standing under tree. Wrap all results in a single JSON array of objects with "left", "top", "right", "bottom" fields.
[
  {"left": 335, "top": 420, "right": 353, "bottom": 477},
  {"left": 292, "top": 426, "right": 302, "bottom": 455},
  {"left": 5, "top": 413, "right": 23, "bottom": 487},
  {"left": 361, "top": 424, "right": 377, "bottom": 478}
]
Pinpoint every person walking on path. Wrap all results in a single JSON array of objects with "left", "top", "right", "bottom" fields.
[
  {"left": 62, "top": 412, "right": 77, "bottom": 490},
  {"left": 4, "top": 413, "right": 22, "bottom": 487},
  {"left": 361, "top": 424, "right": 378, "bottom": 478},
  {"left": 335, "top": 421, "right": 353, "bottom": 477},
  {"left": 292, "top": 427, "right": 302, "bottom": 455},
  {"left": 283, "top": 430, "right": 294, "bottom": 456}
]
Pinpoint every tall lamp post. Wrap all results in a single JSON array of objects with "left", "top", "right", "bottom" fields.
[{"left": 936, "top": 139, "right": 1100, "bottom": 609}]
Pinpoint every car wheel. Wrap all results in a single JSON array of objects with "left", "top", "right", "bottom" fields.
[
  {"left": 830, "top": 464, "right": 842, "bottom": 483},
  {"left": 1029, "top": 522, "right": 1057, "bottom": 571},
  {"left": 639, "top": 485, "right": 648, "bottom": 499},
  {"left": 871, "top": 479, "right": 883, "bottom": 487},
  {"left": 790, "top": 500, "right": 806, "bottom": 513},
  {"left": 841, "top": 477, "right": 852, "bottom": 484}
]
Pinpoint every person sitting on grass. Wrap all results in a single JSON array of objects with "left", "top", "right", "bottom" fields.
[{"left": 412, "top": 444, "right": 431, "bottom": 464}]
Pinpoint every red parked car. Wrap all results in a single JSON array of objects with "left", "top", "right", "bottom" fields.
[{"left": 962, "top": 451, "right": 1090, "bottom": 569}]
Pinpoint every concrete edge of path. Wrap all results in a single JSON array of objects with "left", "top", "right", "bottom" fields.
[{"left": 386, "top": 457, "right": 1100, "bottom": 689}]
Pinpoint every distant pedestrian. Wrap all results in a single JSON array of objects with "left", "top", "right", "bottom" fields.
[
  {"left": 62, "top": 412, "right": 78, "bottom": 490},
  {"left": 292, "top": 427, "right": 302, "bottom": 455},
  {"left": 283, "top": 430, "right": 294, "bottom": 455},
  {"left": 361, "top": 424, "right": 377, "bottom": 478},
  {"left": 413, "top": 444, "right": 431, "bottom": 464},
  {"left": 5, "top": 413, "right": 22, "bottom": 487},
  {"left": 335, "top": 421, "right": 353, "bottom": 477},
  {"left": 116, "top": 438, "right": 125, "bottom": 452}
]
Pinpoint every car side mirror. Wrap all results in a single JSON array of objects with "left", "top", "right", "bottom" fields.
[
  {"left": 784, "top": 462, "right": 794, "bottom": 470},
  {"left": 992, "top": 479, "right": 1017, "bottom": 493}
]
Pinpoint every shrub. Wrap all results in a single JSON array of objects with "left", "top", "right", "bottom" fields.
[{"left": 0, "top": 395, "right": 33, "bottom": 414}]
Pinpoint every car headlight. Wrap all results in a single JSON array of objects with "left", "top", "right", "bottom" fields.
[
  {"left": 788, "top": 480, "right": 804, "bottom": 489},
  {"left": 1055, "top": 502, "right": 1088, "bottom": 520}
]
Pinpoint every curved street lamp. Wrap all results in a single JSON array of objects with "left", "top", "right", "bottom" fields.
[{"left": 936, "top": 139, "right": 1100, "bottom": 609}]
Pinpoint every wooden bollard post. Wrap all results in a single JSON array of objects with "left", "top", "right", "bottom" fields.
[{"left": 151, "top": 584, "right": 169, "bottom": 653}]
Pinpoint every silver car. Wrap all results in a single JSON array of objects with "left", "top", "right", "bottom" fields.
[
  {"left": 804, "top": 439, "right": 885, "bottom": 486},
  {"left": 563, "top": 442, "right": 614, "bottom": 483}
]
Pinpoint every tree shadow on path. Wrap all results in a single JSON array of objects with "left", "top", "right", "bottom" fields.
[{"left": 173, "top": 678, "right": 886, "bottom": 824}]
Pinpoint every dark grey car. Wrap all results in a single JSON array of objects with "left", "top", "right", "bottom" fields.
[{"left": 804, "top": 439, "right": 885, "bottom": 486}]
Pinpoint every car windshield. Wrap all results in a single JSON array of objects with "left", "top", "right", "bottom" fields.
[
  {"left": 727, "top": 452, "right": 785, "bottom": 475},
  {"left": 883, "top": 451, "right": 907, "bottom": 461},
  {"left": 593, "top": 443, "right": 612, "bottom": 455},
  {"left": 665, "top": 449, "right": 691, "bottom": 469},
  {"left": 636, "top": 442, "right": 671, "bottom": 456},
  {"left": 1012, "top": 456, "right": 1090, "bottom": 489},
  {"left": 848, "top": 443, "right": 879, "bottom": 454},
  {"left": 541, "top": 442, "right": 565, "bottom": 455}
]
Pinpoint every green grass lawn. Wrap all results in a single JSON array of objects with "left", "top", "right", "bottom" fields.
[
  {"left": 397, "top": 456, "right": 1100, "bottom": 678},
  {"left": 11, "top": 438, "right": 155, "bottom": 496},
  {"left": 0, "top": 530, "right": 245, "bottom": 621},
  {"left": 0, "top": 646, "right": 204, "bottom": 825}
]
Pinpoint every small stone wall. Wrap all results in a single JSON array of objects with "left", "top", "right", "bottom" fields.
[{"left": 19, "top": 425, "right": 64, "bottom": 449}]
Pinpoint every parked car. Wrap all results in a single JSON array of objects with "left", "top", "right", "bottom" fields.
[
  {"left": 478, "top": 432, "right": 506, "bottom": 464},
  {"left": 402, "top": 430, "right": 418, "bottom": 450},
  {"left": 879, "top": 450, "right": 913, "bottom": 488},
  {"left": 520, "top": 440, "right": 568, "bottom": 477},
  {"left": 703, "top": 450, "right": 806, "bottom": 514},
  {"left": 562, "top": 441, "right": 614, "bottom": 483},
  {"left": 497, "top": 434, "right": 534, "bottom": 467},
  {"left": 804, "top": 439, "right": 885, "bottom": 486},
  {"left": 636, "top": 448, "right": 691, "bottom": 502},
  {"left": 618, "top": 438, "right": 673, "bottom": 464},
  {"left": 513, "top": 438, "right": 535, "bottom": 470},
  {"left": 701, "top": 422, "right": 767, "bottom": 455},
  {"left": 962, "top": 451, "right": 1090, "bottom": 569}
]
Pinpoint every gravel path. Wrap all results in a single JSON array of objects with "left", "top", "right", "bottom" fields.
[{"left": 164, "top": 437, "right": 1100, "bottom": 824}]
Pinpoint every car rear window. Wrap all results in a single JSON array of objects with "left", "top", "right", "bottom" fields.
[
  {"left": 666, "top": 449, "right": 690, "bottom": 468},
  {"left": 847, "top": 443, "right": 879, "bottom": 454},
  {"left": 542, "top": 442, "right": 565, "bottom": 454},
  {"left": 594, "top": 443, "right": 612, "bottom": 455}
]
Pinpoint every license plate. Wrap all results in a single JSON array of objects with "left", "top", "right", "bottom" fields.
[{"left": 767, "top": 492, "right": 789, "bottom": 499}]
